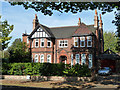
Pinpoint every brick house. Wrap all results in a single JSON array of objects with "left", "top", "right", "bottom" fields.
[{"left": 22, "top": 10, "right": 104, "bottom": 69}]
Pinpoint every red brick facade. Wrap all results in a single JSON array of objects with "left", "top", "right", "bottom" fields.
[{"left": 22, "top": 10, "right": 104, "bottom": 69}]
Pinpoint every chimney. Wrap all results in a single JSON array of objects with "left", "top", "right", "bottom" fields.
[
  {"left": 94, "top": 9, "right": 99, "bottom": 28},
  {"left": 99, "top": 14, "right": 103, "bottom": 29},
  {"left": 33, "top": 14, "right": 39, "bottom": 30},
  {"left": 78, "top": 18, "right": 81, "bottom": 26}
]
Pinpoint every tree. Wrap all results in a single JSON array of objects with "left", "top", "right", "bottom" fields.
[
  {"left": 112, "top": 11, "right": 120, "bottom": 52},
  {"left": 0, "top": 16, "right": 14, "bottom": 50},
  {"left": 103, "top": 31, "right": 118, "bottom": 53},
  {"left": 8, "top": 38, "right": 31, "bottom": 63},
  {"left": 9, "top": 2, "right": 119, "bottom": 16}
]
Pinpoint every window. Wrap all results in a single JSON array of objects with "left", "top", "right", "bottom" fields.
[
  {"left": 71, "top": 54, "right": 73, "bottom": 66},
  {"left": 88, "top": 54, "right": 92, "bottom": 68},
  {"left": 40, "top": 54, "right": 44, "bottom": 63},
  {"left": 47, "top": 54, "right": 51, "bottom": 63},
  {"left": 87, "top": 36, "right": 92, "bottom": 47},
  {"left": 74, "top": 37, "right": 78, "bottom": 47},
  {"left": 59, "top": 40, "right": 68, "bottom": 48},
  {"left": 34, "top": 54, "right": 38, "bottom": 62},
  {"left": 80, "top": 37, "right": 85, "bottom": 47},
  {"left": 81, "top": 54, "right": 86, "bottom": 65},
  {"left": 27, "top": 38, "right": 29, "bottom": 44},
  {"left": 40, "top": 38, "right": 44, "bottom": 47},
  {"left": 47, "top": 39, "right": 51, "bottom": 47},
  {"left": 75, "top": 54, "right": 80, "bottom": 64},
  {"left": 35, "top": 39, "right": 39, "bottom": 48}
]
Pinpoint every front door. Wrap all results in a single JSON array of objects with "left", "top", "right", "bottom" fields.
[{"left": 59, "top": 56, "right": 67, "bottom": 64}]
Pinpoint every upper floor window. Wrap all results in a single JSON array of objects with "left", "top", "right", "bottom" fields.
[
  {"left": 81, "top": 54, "right": 86, "bottom": 65},
  {"left": 34, "top": 54, "right": 38, "bottom": 63},
  {"left": 74, "top": 37, "right": 78, "bottom": 47},
  {"left": 40, "top": 38, "right": 44, "bottom": 47},
  {"left": 47, "top": 39, "right": 51, "bottom": 47},
  {"left": 59, "top": 40, "right": 68, "bottom": 48},
  {"left": 88, "top": 54, "right": 92, "bottom": 68},
  {"left": 75, "top": 54, "right": 80, "bottom": 64},
  {"left": 80, "top": 37, "right": 85, "bottom": 47},
  {"left": 47, "top": 54, "right": 51, "bottom": 63},
  {"left": 40, "top": 54, "right": 44, "bottom": 63},
  {"left": 87, "top": 36, "right": 92, "bottom": 47},
  {"left": 35, "top": 39, "right": 39, "bottom": 48}
]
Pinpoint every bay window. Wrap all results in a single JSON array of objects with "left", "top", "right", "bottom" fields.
[
  {"left": 88, "top": 54, "right": 92, "bottom": 68},
  {"left": 75, "top": 54, "right": 80, "bottom": 64},
  {"left": 87, "top": 36, "right": 92, "bottom": 47},
  {"left": 41, "top": 38, "right": 44, "bottom": 47},
  {"left": 40, "top": 54, "right": 44, "bottom": 63},
  {"left": 35, "top": 39, "right": 39, "bottom": 48},
  {"left": 80, "top": 37, "right": 85, "bottom": 47},
  {"left": 47, "top": 54, "right": 51, "bottom": 63},
  {"left": 74, "top": 37, "right": 78, "bottom": 47},
  {"left": 81, "top": 54, "right": 86, "bottom": 65}
]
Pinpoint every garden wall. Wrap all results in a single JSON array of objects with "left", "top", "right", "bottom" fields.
[{"left": 2, "top": 75, "right": 92, "bottom": 82}]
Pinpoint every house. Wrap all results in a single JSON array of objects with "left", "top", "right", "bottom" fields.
[{"left": 22, "top": 10, "right": 104, "bottom": 69}]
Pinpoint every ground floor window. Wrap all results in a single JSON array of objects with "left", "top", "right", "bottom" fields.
[
  {"left": 40, "top": 54, "right": 44, "bottom": 63},
  {"left": 88, "top": 54, "right": 92, "bottom": 68},
  {"left": 81, "top": 54, "right": 86, "bottom": 65},
  {"left": 47, "top": 54, "right": 51, "bottom": 63},
  {"left": 75, "top": 54, "right": 80, "bottom": 64},
  {"left": 71, "top": 54, "right": 73, "bottom": 66},
  {"left": 34, "top": 54, "right": 38, "bottom": 62}
]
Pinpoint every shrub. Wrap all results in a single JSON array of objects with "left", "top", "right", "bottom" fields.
[{"left": 2, "top": 62, "right": 91, "bottom": 77}]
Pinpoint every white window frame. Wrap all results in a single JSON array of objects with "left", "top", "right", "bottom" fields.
[
  {"left": 35, "top": 39, "right": 39, "bottom": 48},
  {"left": 71, "top": 54, "right": 73, "bottom": 66},
  {"left": 74, "top": 37, "right": 78, "bottom": 47},
  {"left": 40, "top": 54, "right": 44, "bottom": 63},
  {"left": 80, "top": 37, "right": 85, "bottom": 47},
  {"left": 34, "top": 54, "right": 38, "bottom": 63},
  {"left": 75, "top": 54, "right": 80, "bottom": 64},
  {"left": 87, "top": 36, "right": 92, "bottom": 47},
  {"left": 40, "top": 38, "right": 44, "bottom": 47},
  {"left": 88, "top": 54, "right": 92, "bottom": 68},
  {"left": 47, "top": 54, "right": 51, "bottom": 63},
  {"left": 47, "top": 39, "right": 51, "bottom": 47},
  {"left": 81, "top": 54, "right": 86, "bottom": 65},
  {"left": 59, "top": 40, "right": 68, "bottom": 48}
]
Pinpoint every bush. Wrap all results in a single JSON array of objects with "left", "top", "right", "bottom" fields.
[{"left": 2, "top": 63, "right": 91, "bottom": 77}]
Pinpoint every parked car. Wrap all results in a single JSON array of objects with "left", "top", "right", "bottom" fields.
[{"left": 98, "top": 67, "right": 112, "bottom": 75}]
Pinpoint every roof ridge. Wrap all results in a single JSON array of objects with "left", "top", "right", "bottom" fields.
[{"left": 50, "top": 25, "right": 79, "bottom": 29}]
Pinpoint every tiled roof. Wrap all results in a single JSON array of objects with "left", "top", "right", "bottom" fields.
[{"left": 29, "top": 23, "right": 96, "bottom": 39}]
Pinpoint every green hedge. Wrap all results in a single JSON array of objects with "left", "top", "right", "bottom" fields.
[{"left": 2, "top": 63, "right": 91, "bottom": 77}]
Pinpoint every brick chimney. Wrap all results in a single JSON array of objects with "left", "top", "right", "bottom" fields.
[
  {"left": 94, "top": 9, "right": 99, "bottom": 28},
  {"left": 78, "top": 18, "right": 81, "bottom": 26},
  {"left": 33, "top": 14, "right": 39, "bottom": 30},
  {"left": 99, "top": 14, "right": 104, "bottom": 53}
]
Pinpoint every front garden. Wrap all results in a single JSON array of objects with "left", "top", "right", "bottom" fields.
[{"left": 2, "top": 63, "right": 91, "bottom": 77}]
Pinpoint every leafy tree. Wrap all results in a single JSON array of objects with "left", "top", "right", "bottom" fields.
[
  {"left": 103, "top": 31, "right": 118, "bottom": 53},
  {"left": 9, "top": 2, "right": 119, "bottom": 16},
  {"left": 8, "top": 38, "right": 31, "bottom": 63},
  {"left": 0, "top": 16, "right": 14, "bottom": 50},
  {"left": 112, "top": 11, "right": 120, "bottom": 52}
]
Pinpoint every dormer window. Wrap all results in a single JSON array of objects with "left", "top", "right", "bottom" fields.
[
  {"left": 40, "top": 38, "right": 44, "bottom": 47},
  {"left": 74, "top": 37, "right": 78, "bottom": 47},
  {"left": 35, "top": 39, "right": 39, "bottom": 48},
  {"left": 47, "top": 39, "right": 51, "bottom": 47},
  {"left": 87, "top": 36, "right": 92, "bottom": 47},
  {"left": 80, "top": 37, "right": 85, "bottom": 47}
]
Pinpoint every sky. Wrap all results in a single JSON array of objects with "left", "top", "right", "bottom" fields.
[{"left": 1, "top": 1, "right": 117, "bottom": 47}]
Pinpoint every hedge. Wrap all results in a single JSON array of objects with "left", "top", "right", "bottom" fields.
[{"left": 2, "top": 63, "right": 91, "bottom": 77}]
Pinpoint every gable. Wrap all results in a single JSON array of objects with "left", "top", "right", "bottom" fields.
[
  {"left": 29, "top": 24, "right": 54, "bottom": 39},
  {"left": 31, "top": 27, "right": 49, "bottom": 38}
]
